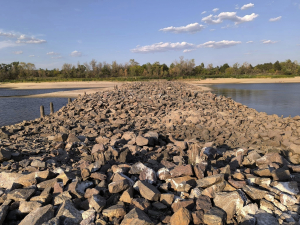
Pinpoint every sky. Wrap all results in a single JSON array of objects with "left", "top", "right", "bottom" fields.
[{"left": 0, "top": 0, "right": 299, "bottom": 69}]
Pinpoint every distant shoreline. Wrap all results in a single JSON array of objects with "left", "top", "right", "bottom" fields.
[{"left": 1, "top": 77, "right": 300, "bottom": 97}]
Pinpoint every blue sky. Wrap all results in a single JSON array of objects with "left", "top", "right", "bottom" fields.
[{"left": 0, "top": 0, "right": 299, "bottom": 69}]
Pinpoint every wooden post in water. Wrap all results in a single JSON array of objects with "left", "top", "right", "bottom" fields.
[
  {"left": 50, "top": 102, "right": 54, "bottom": 114},
  {"left": 68, "top": 98, "right": 72, "bottom": 104},
  {"left": 40, "top": 105, "right": 45, "bottom": 117}
]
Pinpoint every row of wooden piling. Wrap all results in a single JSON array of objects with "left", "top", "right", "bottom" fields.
[{"left": 40, "top": 98, "right": 72, "bottom": 117}]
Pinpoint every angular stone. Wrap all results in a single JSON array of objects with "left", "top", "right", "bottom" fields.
[
  {"left": 242, "top": 185, "right": 267, "bottom": 200},
  {"left": 196, "top": 195, "right": 212, "bottom": 213},
  {"left": 90, "top": 172, "right": 106, "bottom": 180},
  {"left": 196, "top": 174, "right": 224, "bottom": 188},
  {"left": 30, "top": 186, "right": 52, "bottom": 204},
  {"left": 152, "top": 202, "right": 167, "bottom": 210},
  {"left": 88, "top": 195, "right": 106, "bottom": 212},
  {"left": 56, "top": 200, "right": 82, "bottom": 224},
  {"left": 170, "top": 165, "right": 193, "bottom": 178},
  {"left": 228, "top": 178, "right": 246, "bottom": 189},
  {"left": 7, "top": 188, "right": 35, "bottom": 201},
  {"left": 171, "top": 199, "right": 194, "bottom": 213},
  {"left": 53, "top": 191, "right": 72, "bottom": 205},
  {"left": 0, "top": 172, "right": 22, "bottom": 190},
  {"left": 37, "top": 178, "right": 58, "bottom": 189},
  {"left": 102, "top": 205, "right": 126, "bottom": 219},
  {"left": 138, "top": 180, "right": 160, "bottom": 201},
  {"left": 19, "top": 204, "right": 54, "bottom": 225},
  {"left": 271, "top": 181, "right": 299, "bottom": 195},
  {"left": 203, "top": 207, "right": 226, "bottom": 225},
  {"left": 120, "top": 187, "right": 133, "bottom": 204},
  {"left": 202, "top": 181, "right": 226, "bottom": 198},
  {"left": 160, "top": 193, "right": 174, "bottom": 206},
  {"left": 166, "top": 176, "right": 197, "bottom": 191},
  {"left": 120, "top": 208, "right": 154, "bottom": 225},
  {"left": 271, "top": 168, "right": 291, "bottom": 181},
  {"left": 84, "top": 188, "right": 100, "bottom": 199},
  {"left": 169, "top": 207, "right": 191, "bottom": 225},
  {"left": 139, "top": 167, "right": 157, "bottom": 184},
  {"left": 19, "top": 201, "right": 42, "bottom": 213},
  {"left": 108, "top": 179, "right": 130, "bottom": 193},
  {"left": 131, "top": 198, "right": 151, "bottom": 212},
  {"left": 214, "top": 191, "right": 244, "bottom": 222},
  {"left": 129, "top": 162, "right": 147, "bottom": 174}
]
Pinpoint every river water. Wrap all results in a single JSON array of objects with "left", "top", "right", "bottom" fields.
[
  {"left": 211, "top": 83, "right": 300, "bottom": 118},
  {"left": 0, "top": 88, "right": 81, "bottom": 127}
]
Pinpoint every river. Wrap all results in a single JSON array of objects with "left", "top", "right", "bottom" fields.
[{"left": 211, "top": 83, "right": 300, "bottom": 118}]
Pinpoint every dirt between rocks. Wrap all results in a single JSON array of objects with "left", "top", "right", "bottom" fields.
[{"left": 0, "top": 81, "right": 300, "bottom": 225}]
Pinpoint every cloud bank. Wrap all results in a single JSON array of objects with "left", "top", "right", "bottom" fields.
[
  {"left": 241, "top": 3, "right": 254, "bottom": 10},
  {"left": 202, "top": 12, "right": 258, "bottom": 25}
]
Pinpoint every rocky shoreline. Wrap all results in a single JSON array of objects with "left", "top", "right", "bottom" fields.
[{"left": 0, "top": 81, "right": 300, "bottom": 225}]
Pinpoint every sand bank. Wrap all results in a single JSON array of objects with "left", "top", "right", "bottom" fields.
[
  {"left": 0, "top": 81, "right": 123, "bottom": 98},
  {"left": 185, "top": 77, "right": 300, "bottom": 91}
]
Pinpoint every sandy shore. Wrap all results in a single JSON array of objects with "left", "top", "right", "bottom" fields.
[
  {"left": 0, "top": 81, "right": 123, "bottom": 98},
  {"left": 185, "top": 77, "right": 300, "bottom": 91}
]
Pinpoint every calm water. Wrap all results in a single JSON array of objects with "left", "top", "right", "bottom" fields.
[
  {"left": 210, "top": 83, "right": 300, "bottom": 118},
  {"left": 0, "top": 88, "right": 81, "bottom": 127}
]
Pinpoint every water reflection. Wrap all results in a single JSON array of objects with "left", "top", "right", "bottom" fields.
[{"left": 210, "top": 83, "right": 300, "bottom": 117}]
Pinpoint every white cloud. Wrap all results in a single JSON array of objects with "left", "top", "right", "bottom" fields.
[
  {"left": 218, "top": 12, "right": 258, "bottom": 24},
  {"left": 246, "top": 41, "right": 254, "bottom": 43},
  {"left": 212, "top": 8, "right": 219, "bottom": 13},
  {"left": 0, "top": 30, "right": 46, "bottom": 44},
  {"left": 262, "top": 40, "right": 278, "bottom": 44},
  {"left": 183, "top": 49, "right": 196, "bottom": 53},
  {"left": 29, "top": 55, "right": 35, "bottom": 57},
  {"left": 241, "top": 3, "right": 254, "bottom": 10},
  {"left": 269, "top": 16, "right": 282, "bottom": 22},
  {"left": 0, "top": 40, "right": 18, "bottom": 49},
  {"left": 13, "top": 51, "right": 23, "bottom": 54},
  {"left": 47, "top": 52, "right": 60, "bottom": 55},
  {"left": 70, "top": 50, "right": 82, "bottom": 57},
  {"left": 202, "top": 12, "right": 258, "bottom": 25},
  {"left": 132, "top": 40, "right": 242, "bottom": 53},
  {"left": 202, "top": 15, "right": 223, "bottom": 24},
  {"left": 159, "top": 23, "right": 205, "bottom": 34},
  {"left": 201, "top": 11, "right": 207, "bottom": 14},
  {"left": 131, "top": 42, "right": 196, "bottom": 53},
  {"left": 198, "top": 40, "right": 242, "bottom": 49}
]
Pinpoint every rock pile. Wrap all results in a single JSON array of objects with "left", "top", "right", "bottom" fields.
[{"left": 0, "top": 81, "right": 300, "bottom": 224}]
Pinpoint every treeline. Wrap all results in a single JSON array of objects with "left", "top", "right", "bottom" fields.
[{"left": 1, "top": 57, "right": 300, "bottom": 82}]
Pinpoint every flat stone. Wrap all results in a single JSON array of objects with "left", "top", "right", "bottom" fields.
[
  {"left": 132, "top": 198, "right": 151, "bottom": 211},
  {"left": 242, "top": 185, "right": 267, "bottom": 200},
  {"left": 170, "top": 165, "right": 193, "bottom": 178},
  {"left": 192, "top": 210, "right": 204, "bottom": 225},
  {"left": 102, "top": 204, "right": 126, "bottom": 219},
  {"left": 19, "top": 204, "right": 54, "bottom": 225},
  {"left": 160, "top": 193, "right": 174, "bottom": 206},
  {"left": 171, "top": 199, "right": 194, "bottom": 213},
  {"left": 120, "top": 208, "right": 154, "bottom": 225},
  {"left": 19, "top": 201, "right": 42, "bottom": 213},
  {"left": 169, "top": 207, "right": 191, "bottom": 225},
  {"left": 196, "top": 174, "right": 224, "bottom": 188},
  {"left": 214, "top": 191, "right": 244, "bottom": 222},
  {"left": 138, "top": 180, "right": 161, "bottom": 201},
  {"left": 0, "top": 148, "right": 11, "bottom": 162},
  {"left": 152, "top": 202, "right": 167, "bottom": 210},
  {"left": 7, "top": 188, "right": 35, "bottom": 201},
  {"left": 0, "top": 172, "right": 22, "bottom": 190},
  {"left": 271, "top": 181, "right": 299, "bottom": 195},
  {"left": 202, "top": 181, "right": 226, "bottom": 198},
  {"left": 136, "top": 136, "right": 149, "bottom": 146},
  {"left": 120, "top": 187, "right": 133, "bottom": 204},
  {"left": 31, "top": 160, "right": 46, "bottom": 168}
]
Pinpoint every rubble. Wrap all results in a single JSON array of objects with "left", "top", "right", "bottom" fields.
[{"left": 0, "top": 81, "right": 300, "bottom": 224}]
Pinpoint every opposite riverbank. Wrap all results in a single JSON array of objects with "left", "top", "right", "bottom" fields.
[{"left": 1, "top": 77, "right": 300, "bottom": 97}]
